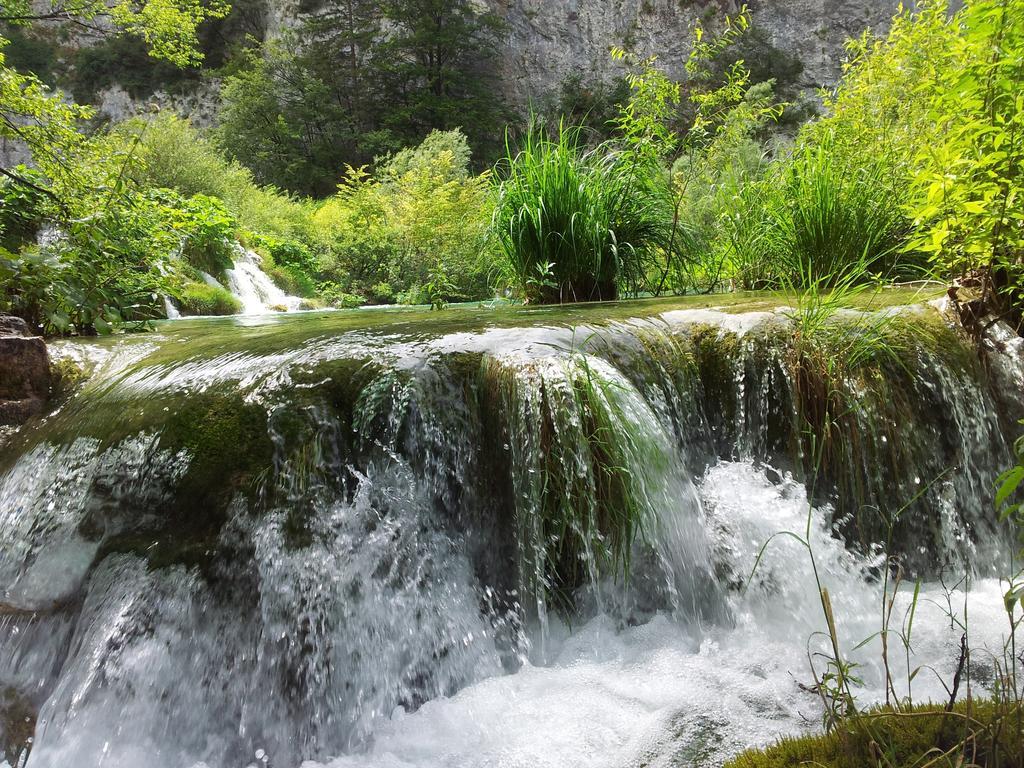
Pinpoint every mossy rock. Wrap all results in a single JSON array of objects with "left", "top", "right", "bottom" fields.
[
  {"left": 155, "top": 394, "right": 274, "bottom": 518},
  {"left": 725, "top": 699, "right": 1022, "bottom": 768},
  {"left": 689, "top": 325, "right": 743, "bottom": 452},
  {"left": 49, "top": 356, "right": 86, "bottom": 404},
  {"left": 175, "top": 282, "right": 242, "bottom": 316},
  {"left": 78, "top": 392, "right": 275, "bottom": 569}
]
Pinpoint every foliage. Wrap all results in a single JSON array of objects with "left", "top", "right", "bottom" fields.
[
  {"left": 69, "top": 35, "right": 199, "bottom": 103},
  {"left": 118, "top": 113, "right": 315, "bottom": 240},
  {"left": 0, "top": 196, "right": 174, "bottom": 334},
  {"left": 906, "top": 0, "right": 1024, "bottom": 326},
  {"left": 175, "top": 281, "right": 241, "bottom": 315},
  {"left": 775, "top": 141, "right": 916, "bottom": 287},
  {"left": 216, "top": 0, "right": 505, "bottom": 195},
  {"left": 550, "top": 74, "right": 631, "bottom": 142},
  {"left": 666, "top": 11, "right": 784, "bottom": 293},
  {"left": 317, "top": 281, "right": 366, "bottom": 309},
  {"left": 148, "top": 188, "right": 237, "bottom": 276},
  {"left": 0, "top": 166, "right": 47, "bottom": 250},
  {"left": 315, "top": 129, "right": 493, "bottom": 303}
]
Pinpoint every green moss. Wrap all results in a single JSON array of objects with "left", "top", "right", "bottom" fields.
[
  {"left": 690, "top": 324, "right": 742, "bottom": 449},
  {"left": 176, "top": 282, "right": 242, "bottom": 316},
  {"left": 726, "top": 700, "right": 1023, "bottom": 768},
  {"left": 48, "top": 357, "right": 85, "bottom": 403},
  {"left": 157, "top": 394, "right": 273, "bottom": 510},
  {"left": 81, "top": 392, "right": 275, "bottom": 567}
]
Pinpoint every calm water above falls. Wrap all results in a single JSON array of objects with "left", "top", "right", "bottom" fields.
[{"left": 0, "top": 294, "right": 1019, "bottom": 768}]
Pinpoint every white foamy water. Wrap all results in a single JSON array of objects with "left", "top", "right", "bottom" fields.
[
  {"left": 225, "top": 246, "right": 303, "bottom": 314},
  {"left": 298, "top": 461, "right": 1014, "bottom": 768}
]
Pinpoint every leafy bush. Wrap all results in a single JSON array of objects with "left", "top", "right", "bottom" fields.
[
  {"left": 0, "top": 200, "right": 172, "bottom": 334},
  {"left": 492, "top": 122, "right": 670, "bottom": 303},
  {"left": 315, "top": 129, "right": 494, "bottom": 303},
  {"left": 317, "top": 281, "right": 366, "bottom": 308},
  {"left": 0, "top": 168, "right": 48, "bottom": 251},
  {"left": 144, "top": 189, "right": 237, "bottom": 276},
  {"left": 117, "top": 113, "right": 317, "bottom": 241},
  {"left": 175, "top": 281, "right": 241, "bottom": 316},
  {"left": 906, "top": 0, "right": 1024, "bottom": 326}
]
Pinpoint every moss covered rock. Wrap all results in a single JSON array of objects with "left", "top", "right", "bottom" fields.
[{"left": 726, "top": 700, "right": 1022, "bottom": 768}]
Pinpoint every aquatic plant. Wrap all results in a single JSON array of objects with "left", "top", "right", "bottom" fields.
[{"left": 492, "top": 121, "right": 670, "bottom": 303}]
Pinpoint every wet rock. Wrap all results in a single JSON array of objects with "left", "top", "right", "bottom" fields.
[
  {"left": 0, "top": 316, "right": 30, "bottom": 336},
  {"left": 0, "top": 686, "right": 35, "bottom": 765},
  {"left": 0, "top": 315, "right": 51, "bottom": 426}
]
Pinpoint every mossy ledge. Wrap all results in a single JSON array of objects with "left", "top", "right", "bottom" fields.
[{"left": 725, "top": 700, "right": 1023, "bottom": 768}]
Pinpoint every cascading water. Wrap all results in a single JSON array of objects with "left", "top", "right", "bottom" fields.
[
  {"left": 224, "top": 246, "right": 303, "bottom": 315},
  {"left": 0, "top": 295, "right": 1019, "bottom": 768}
]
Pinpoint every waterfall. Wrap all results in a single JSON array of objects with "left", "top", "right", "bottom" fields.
[
  {"left": 0, "top": 300, "right": 1019, "bottom": 768},
  {"left": 224, "top": 246, "right": 303, "bottom": 314}
]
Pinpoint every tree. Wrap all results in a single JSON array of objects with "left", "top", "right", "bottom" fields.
[
  {"left": 217, "top": 42, "right": 354, "bottom": 195},
  {"left": 372, "top": 0, "right": 505, "bottom": 158},
  {"left": 217, "top": 0, "right": 507, "bottom": 194}
]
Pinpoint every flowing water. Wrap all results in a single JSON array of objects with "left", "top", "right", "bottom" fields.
[
  {"left": 0, "top": 292, "right": 1019, "bottom": 768},
  {"left": 224, "top": 247, "right": 303, "bottom": 315}
]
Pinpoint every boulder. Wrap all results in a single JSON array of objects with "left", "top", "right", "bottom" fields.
[{"left": 0, "top": 314, "right": 50, "bottom": 426}]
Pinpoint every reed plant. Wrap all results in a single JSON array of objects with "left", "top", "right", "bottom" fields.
[
  {"left": 492, "top": 122, "right": 671, "bottom": 304},
  {"left": 725, "top": 140, "right": 921, "bottom": 291}
]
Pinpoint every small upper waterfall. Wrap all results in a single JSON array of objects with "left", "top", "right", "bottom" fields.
[
  {"left": 224, "top": 246, "right": 303, "bottom": 314},
  {"left": 0, "top": 297, "right": 1019, "bottom": 768}
]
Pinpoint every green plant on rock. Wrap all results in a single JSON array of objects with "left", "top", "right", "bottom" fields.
[
  {"left": 725, "top": 699, "right": 1023, "bottom": 768},
  {"left": 175, "top": 282, "right": 241, "bottom": 316}
]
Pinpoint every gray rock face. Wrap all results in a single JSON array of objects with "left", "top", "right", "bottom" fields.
[
  {"left": 0, "top": 316, "right": 51, "bottom": 426},
  {"left": 483, "top": 0, "right": 900, "bottom": 106}
]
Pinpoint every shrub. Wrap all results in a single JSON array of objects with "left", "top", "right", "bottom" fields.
[
  {"left": 317, "top": 281, "right": 366, "bottom": 308},
  {"left": 906, "top": 0, "right": 1024, "bottom": 328},
  {"left": 175, "top": 282, "right": 241, "bottom": 316},
  {"left": 117, "top": 113, "right": 317, "bottom": 241},
  {"left": 315, "top": 129, "right": 494, "bottom": 303}
]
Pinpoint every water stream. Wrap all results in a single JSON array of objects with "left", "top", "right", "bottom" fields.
[
  {"left": 223, "top": 247, "right": 303, "bottom": 315},
  {"left": 0, "top": 293, "right": 1018, "bottom": 768}
]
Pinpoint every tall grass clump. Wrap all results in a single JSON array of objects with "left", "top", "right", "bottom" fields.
[
  {"left": 782, "top": 142, "right": 916, "bottom": 286},
  {"left": 727, "top": 141, "right": 918, "bottom": 290},
  {"left": 492, "top": 122, "right": 670, "bottom": 304}
]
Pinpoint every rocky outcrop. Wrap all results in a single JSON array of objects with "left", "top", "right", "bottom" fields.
[
  {"left": 484, "top": 0, "right": 900, "bottom": 106},
  {"left": 0, "top": 315, "right": 51, "bottom": 426}
]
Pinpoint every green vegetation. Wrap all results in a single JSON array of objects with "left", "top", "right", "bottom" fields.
[
  {"left": 726, "top": 699, "right": 1022, "bottom": 768},
  {"left": 216, "top": 0, "right": 505, "bottom": 196},
  {"left": 177, "top": 282, "right": 241, "bottom": 316},
  {"left": 493, "top": 122, "right": 670, "bottom": 303},
  {"left": 0, "top": 0, "right": 1021, "bottom": 332}
]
